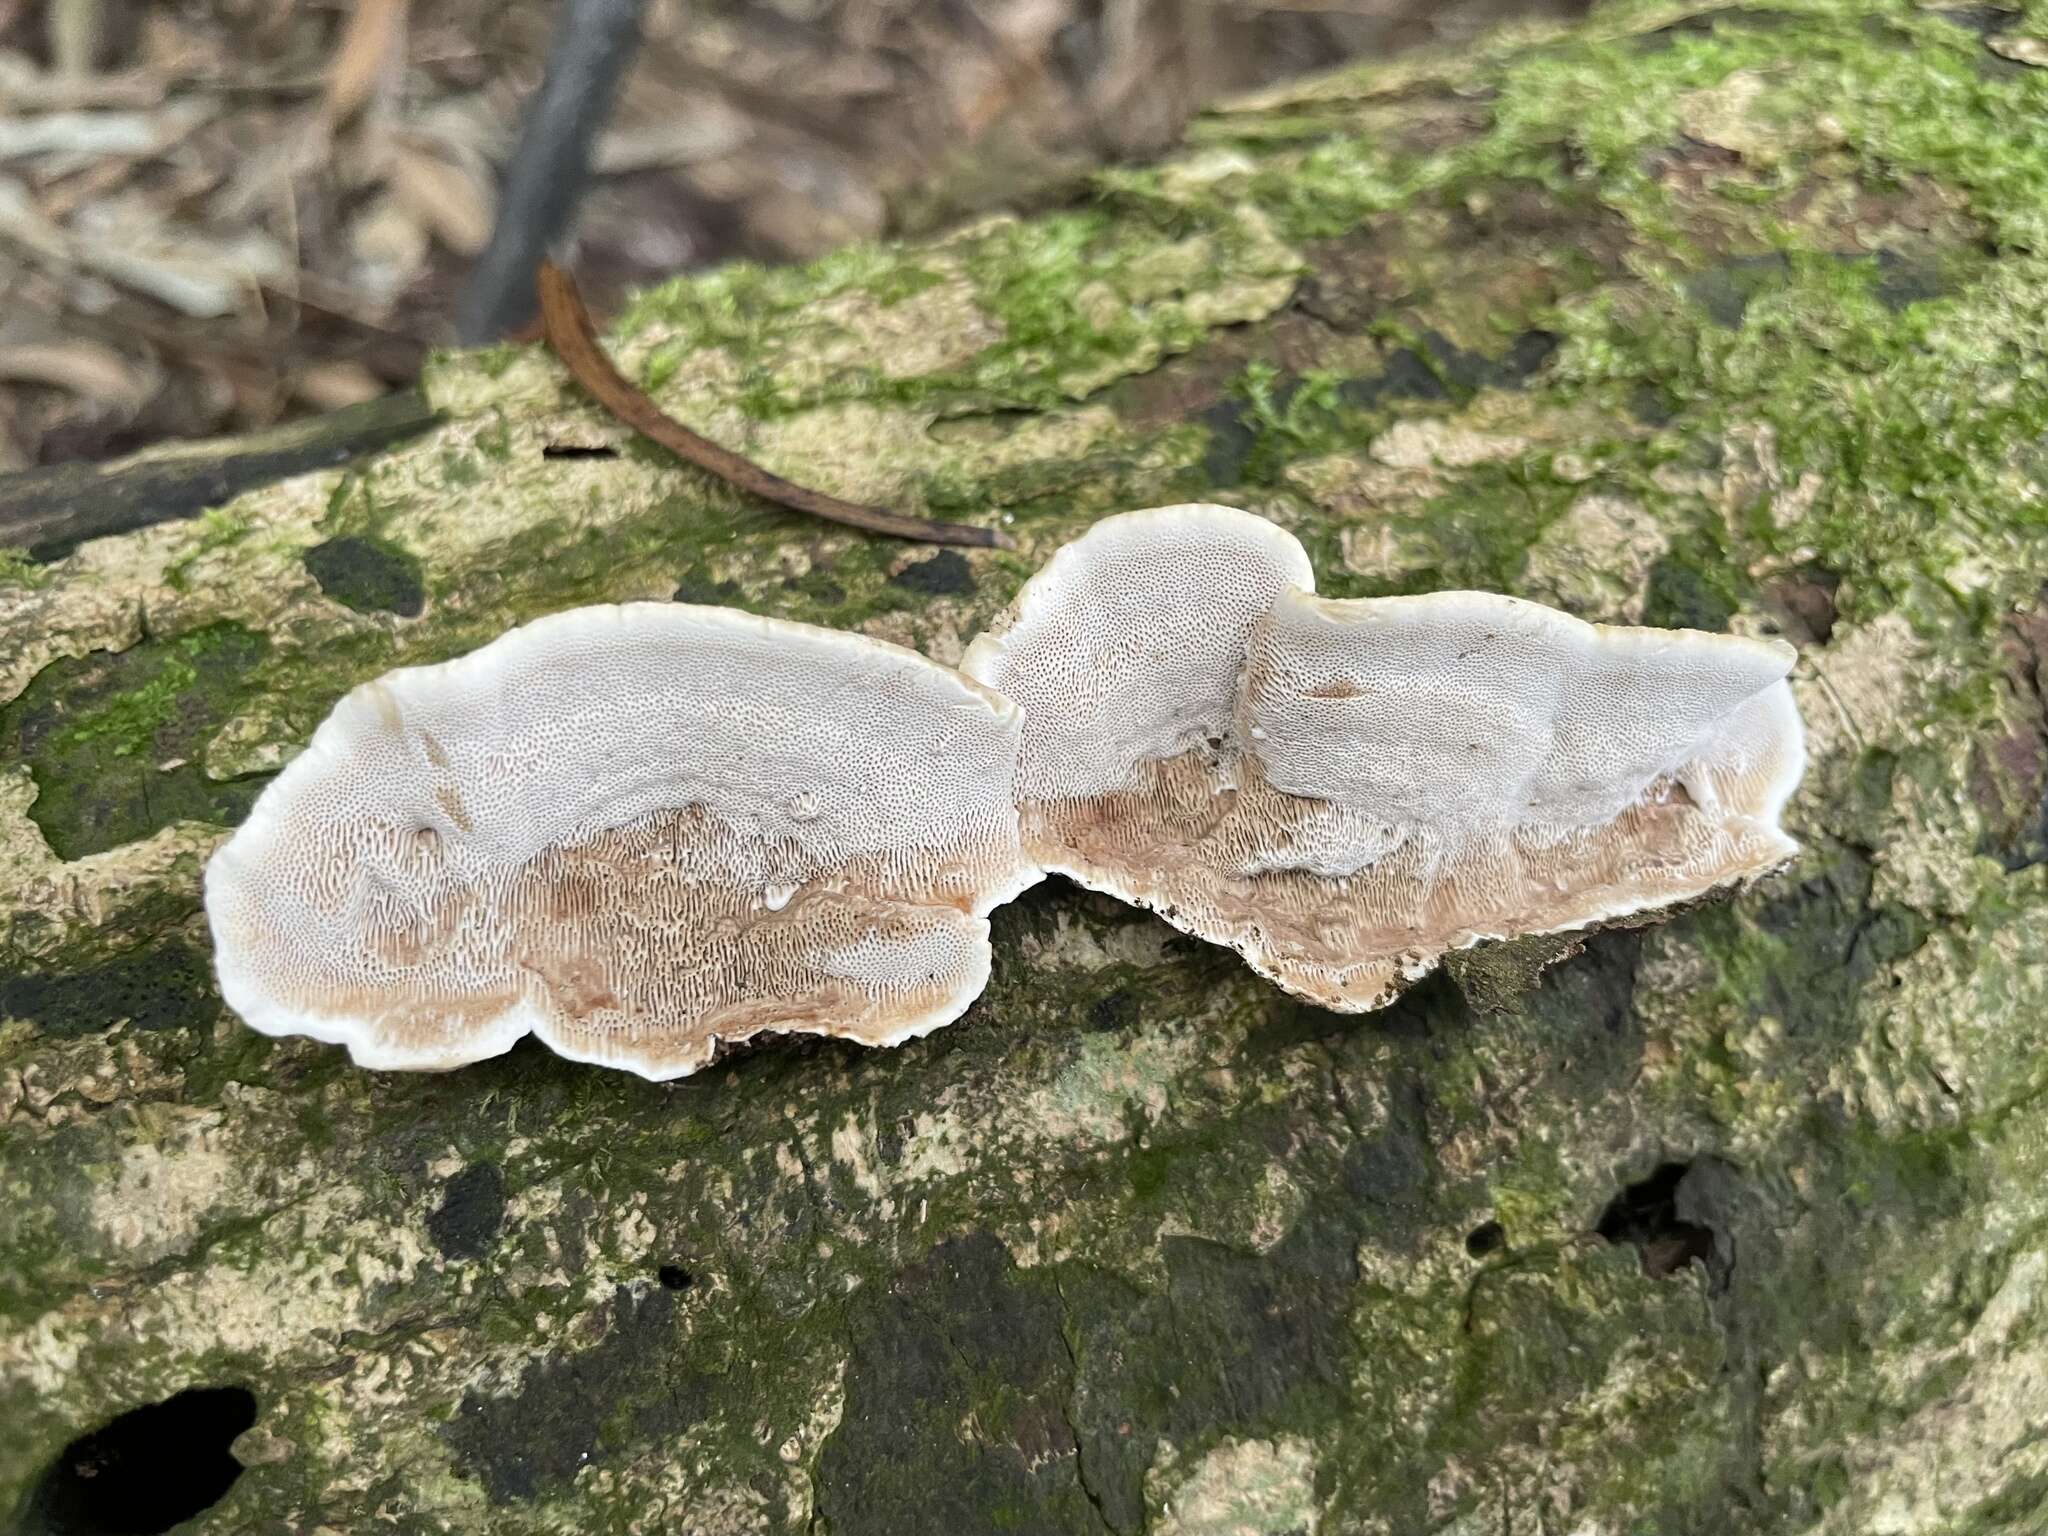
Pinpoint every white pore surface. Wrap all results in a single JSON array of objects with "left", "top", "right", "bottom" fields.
[
  {"left": 1242, "top": 586, "right": 1803, "bottom": 874},
  {"left": 205, "top": 603, "right": 1029, "bottom": 1079},
  {"left": 960, "top": 504, "right": 1315, "bottom": 799}
]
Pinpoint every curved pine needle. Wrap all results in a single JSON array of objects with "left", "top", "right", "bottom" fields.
[{"left": 536, "top": 260, "right": 1011, "bottom": 549}]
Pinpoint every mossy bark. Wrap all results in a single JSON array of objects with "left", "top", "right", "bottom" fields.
[{"left": 5, "top": 4, "right": 2048, "bottom": 1533}]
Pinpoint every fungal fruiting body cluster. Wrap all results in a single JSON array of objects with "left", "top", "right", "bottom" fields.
[{"left": 206, "top": 506, "right": 1806, "bottom": 1079}]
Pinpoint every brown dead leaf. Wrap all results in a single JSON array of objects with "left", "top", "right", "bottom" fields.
[
  {"left": 0, "top": 340, "right": 147, "bottom": 410},
  {"left": 388, "top": 141, "right": 493, "bottom": 255},
  {"left": 325, "top": 0, "right": 410, "bottom": 125},
  {"left": 292, "top": 359, "right": 386, "bottom": 410},
  {"left": 349, "top": 193, "right": 429, "bottom": 298}
]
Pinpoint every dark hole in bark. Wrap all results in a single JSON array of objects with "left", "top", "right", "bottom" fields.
[
  {"left": 1596, "top": 1161, "right": 1717, "bottom": 1281},
  {"left": 19, "top": 1385, "right": 257, "bottom": 1535},
  {"left": 1763, "top": 562, "right": 1841, "bottom": 646},
  {"left": 657, "top": 1263, "right": 694, "bottom": 1291},
  {"left": 541, "top": 443, "right": 619, "bottom": 458},
  {"left": 1464, "top": 1219, "right": 1506, "bottom": 1258}
]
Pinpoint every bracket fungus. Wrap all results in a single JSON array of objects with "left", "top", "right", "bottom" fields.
[
  {"left": 205, "top": 604, "right": 1032, "bottom": 1079},
  {"left": 962, "top": 504, "right": 1805, "bottom": 1011},
  {"left": 206, "top": 507, "right": 1806, "bottom": 1075}
]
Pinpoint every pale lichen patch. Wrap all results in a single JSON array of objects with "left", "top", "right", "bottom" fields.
[
  {"left": 1006, "top": 897, "right": 1179, "bottom": 974},
  {"left": 1830, "top": 931, "right": 1981, "bottom": 1135},
  {"left": 814, "top": 273, "right": 1002, "bottom": 381},
  {"left": 1793, "top": 1247, "right": 2048, "bottom": 1536},
  {"left": 5, "top": 1182, "right": 436, "bottom": 1418},
  {"left": 829, "top": 1112, "right": 886, "bottom": 1202},
  {"left": 0, "top": 773, "right": 222, "bottom": 962},
  {"left": 1791, "top": 614, "right": 1948, "bottom": 769},
  {"left": 782, "top": 1358, "right": 848, "bottom": 1530},
  {"left": 1678, "top": 69, "right": 1844, "bottom": 166},
  {"left": 1169, "top": 1160, "right": 1311, "bottom": 1255},
  {"left": 890, "top": 1105, "right": 973, "bottom": 1186},
  {"left": 1, "top": 1017, "right": 198, "bottom": 1130},
  {"left": 1148, "top": 1434, "right": 1320, "bottom": 1536},
  {"left": 419, "top": 342, "right": 562, "bottom": 420},
  {"left": 0, "top": 470, "right": 341, "bottom": 711},
  {"left": 378, "top": 408, "right": 688, "bottom": 573},
  {"left": 613, "top": 1199, "right": 659, "bottom": 1267},
  {"left": 1519, "top": 493, "right": 1672, "bottom": 623},
  {"left": 86, "top": 1105, "right": 241, "bottom": 1264},
  {"left": 0, "top": 1298, "right": 87, "bottom": 1397},
  {"left": 0, "top": 578, "right": 146, "bottom": 707},
  {"left": 1369, "top": 417, "right": 1530, "bottom": 472},
  {"left": 1024, "top": 1026, "right": 1213, "bottom": 1149},
  {"left": 203, "top": 701, "right": 309, "bottom": 779},
  {"left": 1285, "top": 452, "right": 1443, "bottom": 521},
  {"left": 1870, "top": 758, "right": 1996, "bottom": 918}
]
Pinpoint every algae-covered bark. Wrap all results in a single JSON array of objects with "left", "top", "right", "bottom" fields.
[{"left": 5, "top": 2, "right": 2048, "bottom": 1531}]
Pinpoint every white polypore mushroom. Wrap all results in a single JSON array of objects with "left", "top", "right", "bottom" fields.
[
  {"left": 964, "top": 505, "right": 1804, "bottom": 1011},
  {"left": 961, "top": 500, "right": 1315, "bottom": 838},
  {"left": 205, "top": 603, "right": 1033, "bottom": 1080}
]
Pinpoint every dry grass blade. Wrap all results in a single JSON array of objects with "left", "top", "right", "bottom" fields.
[
  {"left": 536, "top": 259, "right": 1012, "bottom": 549},
  {"left": 0, "top": 56, "right": 165, "bottom": 111}
]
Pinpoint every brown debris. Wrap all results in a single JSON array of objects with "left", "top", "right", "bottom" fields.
[
  {"left": 322, "top": 0, "right": 409, "bottom": 126},
  {"left": 0, "top": 0, "right": 1583, "bottom": 471}
]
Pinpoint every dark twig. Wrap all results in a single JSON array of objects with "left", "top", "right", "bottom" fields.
[
  {"left": 0, "top": 392, "right": 439, "bottom": 560},
  {"left": 536, "top": 261, "right": 1010, "bottom": 548},
  {"left": 455, "top": 0, "right": 650, "bottom": 344}
]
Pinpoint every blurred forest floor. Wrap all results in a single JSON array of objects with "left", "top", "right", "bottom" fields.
[{"left": 0, "top": 0, "right": 1587, "bottom": 468}]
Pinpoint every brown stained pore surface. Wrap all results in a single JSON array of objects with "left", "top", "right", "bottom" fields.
[
  {"left": 265, "top": 805, "right": 995, "bottom": 1078},
  {"left": 1029, "top": 749, "right": 1794, "bottom": 1012}
]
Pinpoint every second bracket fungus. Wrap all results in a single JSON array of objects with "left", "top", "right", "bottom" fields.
[
  {"left": 206, "top": 604, "right": 1032, "bottom": 1079},
  {"left": 963, "top": 505, "right": 1805, "bottom": 1011}
]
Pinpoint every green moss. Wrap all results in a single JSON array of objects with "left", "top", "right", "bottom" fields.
[
  {"left": 0, "top": 547, "right": 46, "bottom": 590},
  {"left": 1642, "top": 529, "right": 1743, "bottom": 631},
  {"left": 0, "top": 624, "right": 270, "bottom": 859},
  {"left": 625, "top": 246, "right": 950, "bottom": 408},
  {"left": 620, "top": 200, "right": 1295, "bottom": 424},
  {"left": 1150, "top": 3, "right": 2048, "bottom": 619},
  {"left": 317, "top": 468, "right": 395, "bottom": 539},
  {"left": 952, "top": 212, "right": 1207, "bottom": 405},
  {"left": 419, "top": 495, "right": 754, "bottom": 619},
  {"left": 437, "top": 445, "right": 486, "bottom": 488},
  {"left": 162, "top": 508, "right": 254, "bottom": 592},
  {"left": 1224, "top": 363, "right": 1351, "bottom": 486},
  {"left": 623, "top": 242, "right": 948, "bottom": 347}
]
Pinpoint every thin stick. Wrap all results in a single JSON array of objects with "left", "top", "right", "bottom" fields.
[
  {"left": 454, "top": 0, "right": 646, "bottom": 343},
  {"left": 536, "top": 261, "right": 1010, "bottom": 549}
]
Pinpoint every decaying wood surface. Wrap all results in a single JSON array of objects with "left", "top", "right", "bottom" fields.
[{"left": 4, "top": 5, "right": 2048, "bottom": 1533}]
